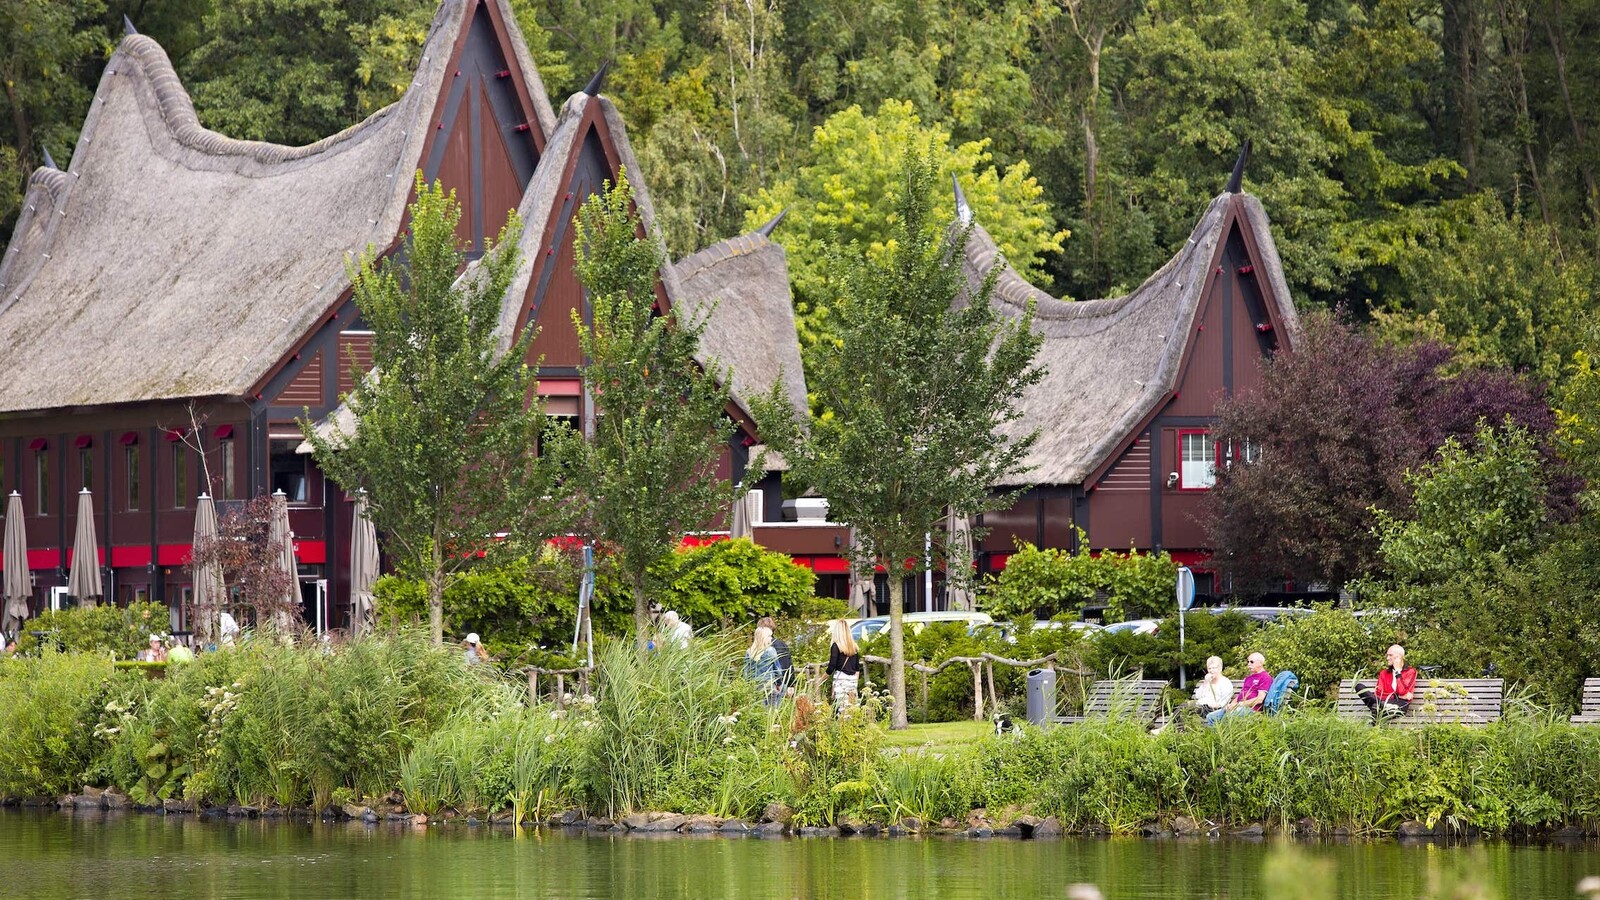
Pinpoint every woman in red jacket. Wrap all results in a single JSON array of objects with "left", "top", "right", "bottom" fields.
[{"left": 1356, "top": 644, "right": 1417, "bottom": 724}]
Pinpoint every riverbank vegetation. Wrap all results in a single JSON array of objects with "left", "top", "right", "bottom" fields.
[{"left": 3, "top": 631, "right": 1599, "bottom": 837}]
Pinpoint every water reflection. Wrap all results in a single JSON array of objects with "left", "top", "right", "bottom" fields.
[{"left": 2, "top": 809, "right": 1595, "bottom": 899}]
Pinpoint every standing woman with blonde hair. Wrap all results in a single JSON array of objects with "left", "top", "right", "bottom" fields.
[
  {"left": 743, "top": 626, "right": 781, "bottom": 706},
  {"left": 825, "top": 619, "right": 861, "bottom": 708}
]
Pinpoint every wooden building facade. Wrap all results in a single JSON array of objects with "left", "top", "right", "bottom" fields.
[{"left": 0, "top": 0, "right": 805, "bottom": 632}]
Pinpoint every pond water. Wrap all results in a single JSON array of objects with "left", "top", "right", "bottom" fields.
[{"left": 1, "top": 810, "right": 1596, "bottom": 899}]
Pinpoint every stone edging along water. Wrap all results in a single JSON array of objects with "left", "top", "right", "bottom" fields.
[{"left": 25, "top": 789, "right": 1600, "bottom": 842}]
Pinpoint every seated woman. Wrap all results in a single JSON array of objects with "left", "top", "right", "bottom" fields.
[
  {"left": 1355, "top": 644, "right": 1416, "bottom": 724},
  {"left": 1191, "top": 655, "right": 1234, "bottom": 719}
]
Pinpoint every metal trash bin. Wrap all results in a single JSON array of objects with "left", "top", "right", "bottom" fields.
[{"left": 1026, "top": 667, "right": 1056, "bottom": 725}]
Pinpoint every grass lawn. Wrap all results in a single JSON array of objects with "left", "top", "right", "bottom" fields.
[{"left": 879, "top": 720, "right": 991, "bottom": 754}]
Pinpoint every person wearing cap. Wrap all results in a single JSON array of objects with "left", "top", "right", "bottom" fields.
[
  {"left": 462, "top": 632, "right": 489, "bottom": 666},
  {"left": 138, "top": 633, "right": 168, "bottom": 663}
]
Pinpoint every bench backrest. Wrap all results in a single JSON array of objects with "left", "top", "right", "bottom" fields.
[
  {"left": 1082, "top": 679, "right": 1167, "bottom": 718},
  {"left": 1336, "top": 678, "right": 1503, "bottom": 724},
  {"left": 1582, "top": 678, "right": 1600, "bottom": 714}
]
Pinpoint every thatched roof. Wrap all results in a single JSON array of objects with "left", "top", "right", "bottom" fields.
[
  {"left": 672, "top": 233, "right": 809, "bottom": 420},
  {"left": 0, "top": 0, "right": 554, "bottom": 415},
  {"left": 965, "top": 191, "right": 1300, "bottom": 487}
]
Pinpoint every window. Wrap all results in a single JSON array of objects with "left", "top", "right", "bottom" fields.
[
  {"left": 35, "top": 453, "right": 49, "bottom": 515},
  {"left": 1179, "top": 430, "right": 1216, "bottom": 489},
  {"left": 80, "top": 449, "right": 93, "bottom": 492},
  {"left": 219, "top": 439, "right": 235, "bottom": 500},
  {"left": 126, "top": 446, "right": 140, "bottom": 511},
  {"left": 173, "top": 444, "right": 187, "bottom": 508},
  {"left": 270, "top": 439, "right": 308, "bottom": 502},
  {"left": 1242, "top": 440, "right": 1263, "bottom": 465}
]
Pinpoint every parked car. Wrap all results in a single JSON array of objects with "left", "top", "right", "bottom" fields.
[
  {"left": 1207, "top": 606, "right": 1314, "bottom": 623},
  {"left": 849, "top": 610, "right": 994, "bottom": 642},
  {"left": 1100, "top": 618, "right": 1160, "bottom": 636},
  {"left": 974, "top": 620, "right": 1104, "bottom": 644}
]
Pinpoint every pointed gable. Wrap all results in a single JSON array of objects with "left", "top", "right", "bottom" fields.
[
  {"left": 494, "top": 90, "right": 806, "bottom": 422},
  {"left": 0, "top": 0, "right": 554, "bottom": 416},
  {"left": 963, "top": 192, "right": 1300, "bottom": 487}
]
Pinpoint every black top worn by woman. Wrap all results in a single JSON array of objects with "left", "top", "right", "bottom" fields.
[{"left": 827, "top": 644, "right": 860, "bottom": 677}]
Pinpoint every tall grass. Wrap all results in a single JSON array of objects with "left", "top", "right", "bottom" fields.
[
  {"left": 0, "top": 652, "right": 125, "bottom": 797},
  {"left": 947, "top": 711, "right": 1600, "bottom": 834},
  {"left": 578, "top": 635, "right": 771, "bottom": 816}
]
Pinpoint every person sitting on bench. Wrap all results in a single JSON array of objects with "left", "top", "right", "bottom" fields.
[
  {"left": 1207, "top": 652, "right": 1271, "bottom": 725},
  {"left": 1355, "top": 644, "right": 1416, "bottom": 723}
]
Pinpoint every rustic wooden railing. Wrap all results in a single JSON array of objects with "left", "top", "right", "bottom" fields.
[{"left": 804, "top": 652, "right": 1093, "bottom": 721}]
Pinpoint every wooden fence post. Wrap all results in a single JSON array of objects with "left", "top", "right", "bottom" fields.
[
  {"left": 972, "top": 662, "right": 985, "bottom": 722},
  {"left": 555, "top": 673, "right": 566, "bottom": 710}
]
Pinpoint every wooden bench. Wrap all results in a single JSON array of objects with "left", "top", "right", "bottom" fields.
[
  {"left": 1336, "top": 678, "right": 1502, "bottom": 726},
  {"left": 1572, "top": 678, "right": 1600, "bottom": 725},
  {"left": 1054, "top": 679, "right": 1168, "bottom": 725}
]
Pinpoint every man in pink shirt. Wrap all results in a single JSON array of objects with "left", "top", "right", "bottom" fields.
[{"left": 1206, "top": 652, "right": 1272, "bottom": 726}]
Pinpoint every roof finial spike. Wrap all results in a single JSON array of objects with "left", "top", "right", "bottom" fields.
[
  {"left": 122, "top": 14, "right": 138, "bottom": 36},
  {"left": 41, "top": 147, "right": 57, "bottom": 170},
  {"left": 583, "top": 60, "right": 611, "bottom": 96},
  {"left": 952, "top": 174, "right": 972, "bottom": 226},
  {"left": 1226, "top": 138, "right": 1251, "bottom": 193},
  {"left": 756, "top": 207, "right": 788, "bottom": 237}
]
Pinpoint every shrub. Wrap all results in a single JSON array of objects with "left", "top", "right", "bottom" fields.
[
  {"left": 1241, "top": 606, "right": 1399, "bottom": 699},
  {"left": 0, "top": 652, "right": 127, "bottom": 797},
  {"left": 90, "top": 631, "right": 499, "bottom": 809},
  {"left": 1083, "top": 611, "right": 1258, "bottom": 685},
  {"left": 374, "top": 549, "right": 632, "bottom": 665},
  {"left": 984, "top": 539, "right": 1177, "bottom": 621},
  {"left": 15, "top": 602, "right": 170, "bottom": 659},
  {"left": 649, "top": 537, "right": 817, "bottom": 628}
]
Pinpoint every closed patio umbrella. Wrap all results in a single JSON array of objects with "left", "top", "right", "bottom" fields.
[
  {"left": 730, "top": 489, "right": 760, "bottom": 541},
  {"left": 944, "top": 509, "right": 975, "bottom": 612},
  {"left": 67, "top": 488, "right": 103, "bottom": 608},
  {"left": 349, "top": 491, "right": 378, "bottom": 637},
  {"left": 3, "top": 491, "right": 32, "bottom": 637},
  {"left": 268, "top": 491, "right": 299, "bottom": 632},
  {"left": 192, "top": 494, "right": 223, "bottom": 647}
]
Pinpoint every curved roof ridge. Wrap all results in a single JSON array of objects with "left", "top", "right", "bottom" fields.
[{"left": 673, "top": 232, "right": 774, "bottom": 282}]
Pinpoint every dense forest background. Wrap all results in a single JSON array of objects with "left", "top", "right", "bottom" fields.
[{"left": 2, "top": 0, "right": 1596, "bottom": 373}]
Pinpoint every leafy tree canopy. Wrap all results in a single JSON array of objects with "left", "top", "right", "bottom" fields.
[
  {"left": 301, "top": 176, "right": 560, "bottom": 645},
  {"left": 1207, "top": 310, "right": 1559, "bottom": 590},
  {"left": 753, "top": 150, "right": 1044, "bottom": 727},
  {"left": 546, "top": 171, "right": 734, "bottom": 643},
  {"left": 746, "top": 100, "right": 1066, "bottom": 356}
]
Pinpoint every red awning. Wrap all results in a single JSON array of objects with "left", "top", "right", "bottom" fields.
[
  {"left": 73, "top": 435, "right": 93, "bottom": 449},
  {"left": 214, "top": 424, "right": 235, "bottom": 440},
  {"left": 163, "top": 429, "right": 187, "bottom": 442},
  {"left": 26, "top": 438, "right": 47, "bottom": 451},
  {"left": 118, "top": 432, "right": 139, "bottom": 445}
]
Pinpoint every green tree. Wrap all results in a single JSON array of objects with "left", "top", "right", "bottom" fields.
[
  {"left": 184, "top": 0, "right": 430, "bottom": 145},
  {"left": 301, "top": 176, "right": 557, "bottom": 646},
  {"left": 549, "top": 171, "right": 735, "bottom": 645},
  {"left": 1372, "top": 420, "right": 1551, "bottom": 585},
  {"left": 1364, "top": 419, "right": 1600, "bottom": 706},
  {"left": 753, "top": 150, "right": 1044, "bottom": 728},
  {"left": 1373, "top": 193, "right": 1598, "bottom": 390},
  {"left": 0, "top": 0, "right": 108, "bottom": 243},
  {"left": 745, "top": 99, "right": 1066, "bottom": 360},
  {"left": 984, "top": 538, "right": 1176, "bottom": 622}
]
